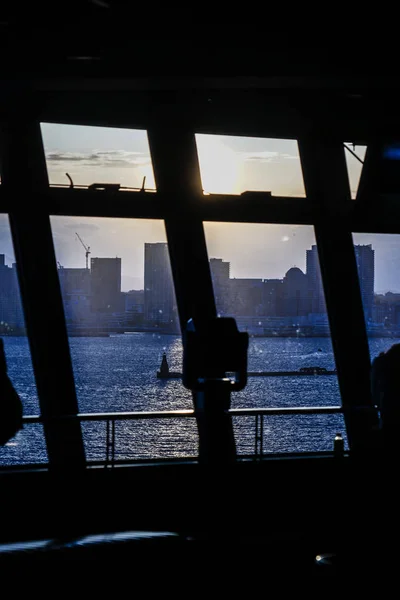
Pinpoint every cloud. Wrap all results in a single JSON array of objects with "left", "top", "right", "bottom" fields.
[
  {"left": 46, "top": 150, "right": 152, "bottom": 167},
  {"left": 241, "top": 151, "right": 299, "bottom": 162},
  {"left": 63, "top": 223, "right": 100, "bottom": 232}
]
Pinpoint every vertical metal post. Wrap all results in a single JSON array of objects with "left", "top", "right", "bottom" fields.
[
  {"left": 255, "top": 414, "right": 259, "bottom": 458},
  {"left": 106, "top": 419, "right": 110, "bottom": 467},
  {"left": 254, "top": 414, "right": 264, "bottom": 459},
  {"left": 0, "top": 119, "right": 86, "bottom": 469},
  {"left": 299, "top": 137, "right": 379, "bottom": 448},
  {"left": 148, "top": 125, "right": 236, "bottom": 464},
  {"left": 111, "top": 419, "right": 116, "bottom": 467},
  {"left": 105, "top": 419, "right": 116, "bottom": 467}
]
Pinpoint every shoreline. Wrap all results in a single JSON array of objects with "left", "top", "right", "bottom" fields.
[{"left": 2, "top": 331, "right": 400, "bottom": 339}]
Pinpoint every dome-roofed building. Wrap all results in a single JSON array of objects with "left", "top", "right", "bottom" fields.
[{"left": 283, "top": 267, "right": 313, "bottom": 316}]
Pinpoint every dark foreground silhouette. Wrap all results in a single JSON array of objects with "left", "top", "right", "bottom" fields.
[{"left": 0, "top": 338, "right": 23, "bottom": 445}]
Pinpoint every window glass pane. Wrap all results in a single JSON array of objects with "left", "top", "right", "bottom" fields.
[
  {"left": 50, "top": 216, "right": 196, "bottom": 462},
  {"left": 204, "top": 221, "right": 346, "bottom": 453},
  {"left": 82, "top": 417, "right": 197, "bottom": 463},
  {"left": 0, "top": 215, "right": 48, "bottom": 466},
  {"left": 41, "top": 123, "right": 155, "bottom": 190},
  {"left": 195, "top": 134, "right": 305, "bottom": 196},
  {"left": 344, "top": 143, "right": 367, "bottom": 199},
  {"left": 353, "top": 233, "right": 400, "bottom": 357},
  {"left": 234, "top": 414, "right": 346, "bottom": 456}
]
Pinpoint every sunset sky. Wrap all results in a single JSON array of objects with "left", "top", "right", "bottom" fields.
[{"left": 0, "top": 124, "right": 398, "bottom": 293}]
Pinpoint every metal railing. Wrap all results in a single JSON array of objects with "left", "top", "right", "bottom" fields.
[
  {"left": 229, "top": 406, "right": 344, "bottom": 459},
  {"left": 20, "top": 405, "right": 352, "bottom": 467}
]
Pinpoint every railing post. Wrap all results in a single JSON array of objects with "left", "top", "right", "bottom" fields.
[
  {"left": 254, "top": 414, "right": 264, "bottom": 460},
  {"left": 255, "top": 414, "right": 260, "bottom": 459},
  {"left": 111, "top": 420, "right": 116, "bottom": 468},
  {"left": 105, "top": 419, "right": 110, "bottom": 468}
]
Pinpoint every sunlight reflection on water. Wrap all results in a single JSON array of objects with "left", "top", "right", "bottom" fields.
[{"left": 0, "top": 334, "right": 392, "bottom": 465}]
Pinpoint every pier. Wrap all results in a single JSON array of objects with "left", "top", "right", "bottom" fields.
[{"left": 156, "top": 354, "right": 336, "bottom": 379}]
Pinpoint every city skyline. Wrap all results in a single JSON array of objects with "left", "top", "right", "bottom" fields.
[
  {"left": 2, "top": 213, "right": 400, "bottom": 294},
  {"left": 1, "top": 240, "right": 400, "bottom": 336},
  {"left": 49, "top": 243, "right": 377, "bottom": 293}
]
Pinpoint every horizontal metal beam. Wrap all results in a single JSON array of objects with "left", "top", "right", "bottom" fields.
[
  {"left": 0, "top": 188, "right": 313, "bottom": 223},
  {"left": 22, "top": 405, "right": 347, "bottom": 424},
  {"left": 3, "top": 186, "right": 400, "bottom": 232},
  {"left": 23, "top": 410, "right": 195, "bottom": 423}
]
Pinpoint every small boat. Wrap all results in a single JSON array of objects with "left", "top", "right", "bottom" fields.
[
  {"left": 299, "top": 366, "right": 329, "bottom": 374},
  {"left": 156, "top": 353, "right": 181, "bottom": 379}
]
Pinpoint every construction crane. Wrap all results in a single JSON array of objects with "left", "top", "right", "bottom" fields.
[{"left": 75, "top": 232, "right": 91, "bottom": 269}]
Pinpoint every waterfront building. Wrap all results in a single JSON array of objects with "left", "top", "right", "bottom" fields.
[
  {"left": 354, "top": 244, "right": 375, "bottom": 321},
  {"left": 261, "top": 279, "right": 284, "bottom": 316},
  {"left": 58, "top": 267, "right": 91, "bottom": 323},
  {"left": 209, "top": 258, "right": 231, "bottom": 316},
  {"left": 307, "top": 244, "right": 375, "bottom": 322},
  {"left": 0, "top": 255, "right": 24, "bottom": 331},
  {"left": 282, "top": 267, "right": 313, "bottom": 316},
  {"left": 306, "top": 245, "right": 326, "bottom": 313},
  {"left": 90, "top": 257, "right": 123, "bottom": 313},
  {"left": 230, "top": 278, "right": 263, "bottom": 316},
  {"left": 125, "top": 289, "right": 145, "bottom": 325},
  {"left": 144, "top": 243, "right": 175, "bottom": 325},
  {"left": 125, "top": 289, "right": 144, "bottom": 314}
]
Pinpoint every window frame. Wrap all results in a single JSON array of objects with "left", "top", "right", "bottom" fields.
[{"left": 1, "top": 103, "right": 396, "bottom": 467}]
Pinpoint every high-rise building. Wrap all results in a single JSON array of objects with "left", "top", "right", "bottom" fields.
[
  {"left": 354, "top": 244, "right": 374, "bottom": 321},
  {"left": 306, "top": 245, "right": 326, "bottom": 313},
  {"left": 144, "top": 243, "right": 175, "bottom": 324},
  {"left": 306, "top": 243, "right": 375, "bottom": 321},
  {"left": 90, "top": 257, "right": 122, "bottom": 313},
  {"left": 209, "top": 258, "right": 230, "bottom": 315},
  {"left": 58, "top": 267, "right": 91, "bottom": 323},
  {"left": 0, "top": 255, "right": 24, "bottom": 330}
]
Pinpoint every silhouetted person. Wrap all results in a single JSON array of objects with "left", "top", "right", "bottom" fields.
[
  {"left": 343, "top": 343, "right": 400, "bottom": 572},
  {"left": 371, "top": 343, "right": 400, "bottom": 447},
  {"left": 349, "top": 343, "right": 400, "bottom": 458},
  {"left": 0, "top": 338, "right": 23, "bottom": 445}
]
